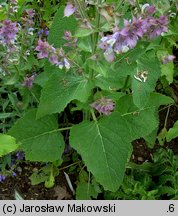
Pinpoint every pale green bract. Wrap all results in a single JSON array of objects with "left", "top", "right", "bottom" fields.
[{"left": 0, "top": 134, "right": 20, "bottom": 157}]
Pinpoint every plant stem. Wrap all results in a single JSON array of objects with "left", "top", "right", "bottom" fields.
[
  {"left": 57, "top": 127, "right": 72, "bottom": 132},
  {"left": 115, "top": 0, "right": 125, "bottom": 12},
  {"left": 136, "top": 0, "right": 141, "bottom": 12},
  {"left": 74, "top": 0, "right": 87, "bottom": 19},
  {"left": 164, "top": 106, "right": 170, "bottom": 129},
  {"left": 90, "top": 109, "right": 97, "bottom": 121},
  {"left": 59, "top": 161, "right": 81, "bottom": 171},
  {"left": 123, "top": 75, "right": 130, "bottom": 90},
  {"left": 92, "top": 0, "right": 103, "bottom": 53},
  {"left": 30, "top": 90, "right": 39, "bottom": 104}
]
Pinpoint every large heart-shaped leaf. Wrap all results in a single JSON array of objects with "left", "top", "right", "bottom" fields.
[
  {"left": 8, "top": 109, "right": 65, "bottom": 162},
  {"left": 37, "top": 72, "right": 93, "bottom": 118},
  {"left": 70, "top": 93, "right": 173, "bottom": 191},
  {"left": 70, "top": 114, "right": 132, "bottom": 192}
]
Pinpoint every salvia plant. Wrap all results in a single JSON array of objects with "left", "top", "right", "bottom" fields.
[{"left": 0, "top": 0, "right": 178, "bottom": 194}]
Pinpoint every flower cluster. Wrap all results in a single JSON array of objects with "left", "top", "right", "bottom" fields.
[
  {"left": 9, "top": 0, "right": 18, "bottom": 13},
  {"left": 21, "top": 9, "right": 35, "bottom": 34},
  {"left": 38, "top": 28, "right": 49, "bottom": 37},
  {"left": 22, "top": 73, "right": 36, "bottom": 89},
  {"left": 16, "top": 151, "right": 25, "bottom": 160},
  {"left": 63, "top": 30, "right": 77, "bottom": 47},
  {"left": 161, "top": 55, "right": 175, "bottom": 64},
  {"left": 35, "top": 39, "right": 70, "bottom": 69},
  {"left": 99, "top": 7, "right": 169, "bottom": 62},
  {"left": 0, "top": 20, "right": 18, "bottom": 45},
  {"left": 90, "top": 97, "right": 115, "bottom": 116},
  {"left": 0, "top": 175, "right": 6, "bottom": 182}
]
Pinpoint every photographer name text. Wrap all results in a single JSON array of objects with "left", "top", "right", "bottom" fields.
[{"left": 3, "top": 203, "right": 116, "bottom": 214}]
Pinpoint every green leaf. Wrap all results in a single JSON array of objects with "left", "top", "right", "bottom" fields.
[
  {"left": 70, "top": 108, "right": 158, "bottom": 192},
  {"left": 70, "top": 115, "right": 132, "bottom": 192},
  {"left": 0, "top": 134, "right": 20, "bottom": 157},
  {"left": 157, "top": 50, "right": 174, "bottom": 84},
  {"left": 70, "top": 93, "right": 173, "bottom": 192},
  {"left": 132, "top": 53, "right": 161, "bottom": 108},
  {"left": 87, "top": 59, "right": 110, "bottom": 77},
  {"left": 157, "top": 128, "right": 167, "bottom": 146},
  {"left": 0, "top": 113, "right": 13, "bottom": 119},
  {"left": 37, "top": 72, "right": 93, "bottom": 118},
  {"left": 8, "top": 109, "right": 65, "bottom": 162},
  {"left": 166, "top": 121, "right": 178, "bottom": 142},
  {"left": 29, "top": 164, "right": 59, "bottom": 186},
  {"left": 76, "top": 183, "right": 98, "bottom": 200},
  {"left": 48, "top": 6, "right": 77, "bottom": 50},
  {"left": 77, "top": 37, "right": 92, "bottom": 53},
  {"left": 75, "top": 28, "right": 94, "bottom": 37},
  {"left": 161, "top": 62, "right": 174, "bottom": 84}
]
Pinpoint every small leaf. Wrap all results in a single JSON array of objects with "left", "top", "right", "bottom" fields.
[
  {"left": 166, "top": 121, "right": 178, "bottom": 142},
  {"left": 132, "top": 53, "right": 161, "bottom": 108},
  {"left": 0, "top": 134, "right": 20, "bottom": 157},
  {"left": 75, "top": 28, "right": 95, "bottom": 37},
  {"left": 157, "top": 128, "right": 167, "bottom": 146},
  {"left": 0, "top": 113, "right": 13, "bottom": 119},
  {"left": 161, "top": 62, "right": 174, "bottom": 84}
]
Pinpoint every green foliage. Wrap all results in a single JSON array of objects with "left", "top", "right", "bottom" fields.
[
  {"left": 30, "top": 163, "right": 59, "bottom": 188},
  {"left": 132, "top": 53, "right": 161, "bottom": 108},
  {"left": 105, "top": 148, "right": 178, "bottom": 200},
  {"left": 48, "top": 6, "right": 77, "bottom": 49},
  {"left": 0, "top": 134, "right": 20, "bottom": 157},
  {"left": 8, "top": 109, "right": 65, "bottom": 162},
  {"left": 166, "top": 121, "right": 178, "bottom": 142},
  {"left": 76, "top": 171, "right": 101, "bottom": 200},
  {"left": 37, "top": 71, "right": 94, "bottom": 118},
  {"left": 0, "top": 0, "right": 177, "bottom": 196}
]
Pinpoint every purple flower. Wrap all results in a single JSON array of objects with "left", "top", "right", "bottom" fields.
[
  {"left": 25, "top": 9, "right": 35, "bottom": 18},
  {"left": 10, "top": 0, "right": 18, "bottom": 5},
  {"left": 63, "top": 31, "right": 73, "bottom": 41},
  {"left": 37, "top": 28, "right": 49, "bottom": 37},
  {"left": 99, "top": 14, "right": 169, "bottom": 61},
  {"left": 63, "top": 58, "right": 70, "bottom": 69},
  {"left": 0, "top": 175, "right": 6, "bottom": 182},
  {"left": 49, "top": 54, "right": 59, "bottom": 65},
  {"left": 35, "top": 39, "right": 71, "bottom": 69},
  {"left": 146, "top": 16, "right": 168, "bottom": 39},
  {"left": 12, "top": 172, "right": 17, "bottom": 177},
  {"left": 145, "top": 5, "right": 156, "bottom": 14},
  {"left": 91, "top": 98, "right": 115, "bottom": 116},
  {"left": 0, "top": 20, "right": 18, "bottom": 45},
  {"left": 16, "top": 151, "right": 24, "bottom": 160},
  {"left": 35, "top": 39, "right": 50, "bottom": 58},
  {"left": 64, "top": 3, "right": 76, "bottom": 17},
  {"left": 162, "top": 55, "right": 175, "bottom": 64},
  {"left": 22, "top": 74, "right": 36, "bottom": 89},
  {"left": 104, "top": 49, "right": 115, "bottom": 62}
]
